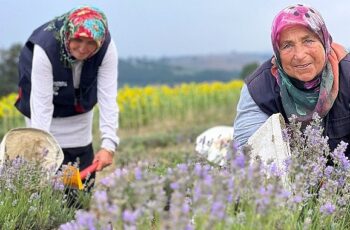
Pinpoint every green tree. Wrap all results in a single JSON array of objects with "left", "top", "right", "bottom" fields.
[
  {"left": 239, "top": 62, "right": 259, "bottom": 80},
  {"left": 0, "top": 43, "right": 22, "bottom": 97}
]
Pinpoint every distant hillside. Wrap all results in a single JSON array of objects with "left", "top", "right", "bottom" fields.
[
  {"left": 118, "top": 52, "right": 270, "bottom": 87},
  {"left": 118, "top": 59, "right": 239, "bottom": 87},
  {"left": 160, "top": 52, "right": 271, "bottom": 72}
]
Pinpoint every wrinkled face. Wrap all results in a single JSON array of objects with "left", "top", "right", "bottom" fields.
[
  {"left": 278, "top": 25, "right": 326, "bottom": 82},
  {"left": 68, "top": 37, "right": 98, "bottom": 61}
]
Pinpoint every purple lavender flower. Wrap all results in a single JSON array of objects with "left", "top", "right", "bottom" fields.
[
  {"left": 107, "top": 204, "right": 119, "bottom": 215},
  {"left": 227, "top": 193, "right": 234, "bottom": 203},
  {"left": 282, "top": 128, "right": 291, "bottom": 142},
  {"left": 94, "top": 190, "right": 108, "bottom": 204},
  {"left": 204, "top": 174, "right": 213, "bottom": 185},
  {"left": 52, "top": 178, "right": 65, "bottom": 191},
  {"left": 113, "top": 168, "right": 128, "bottom": 178},
  {"left": 331, "top": 141, "right": 349, "bottom": 169},
  {"left": 211, "top": 201, "right": 225, "bottom": 220},
  {"left": 177, "top": 163, "right": 188, "bottom": 172},
  {"left": 193, "top": 185, "right": 202, "bottom": 202},
  {"left": 182, "top": 202, "right": 190, "bottom": 214},
  {"left": 122, "top": 209, "right": 138, "bottom": 224},
  {"left": 185, "top": 224, "right": 195, "bottom": 230},
  {"left": 170, "top": 182, "right": 179, "bottom": 190},
  {"left": 324, "top": 166, "right": 334, "bottom": 178},
  {"left": 293, "top": 195, "right": 303, "bottom": 204},
  {"left": 278, "top": 189, "right": 291, "bottom": 199},
  {"left": 232, "top": 141, "right": 240, "bottom": 151},
  {"left": 75, "top": 211, "right": 97, "bottom": 229},
  {"left": 320, "top": 202, "right": 336, "bottom": 215},
  {"left": 134, "top": 167, "right": 142, "bottom": 180},
  {"left": 99, "top": 176, "right": 115, "bottom": 187},
  {"left": 234, "top": 153, "right": 245, "bottom": 169},
  {"left": 269, "top": 162, "right": 283, "bottom": 177},
  {"left": 337, "top": 176, "right": 345, "bottom": 187},
  {"left": 59, "top": 222, "right": 79, "bottom": 230},
  {"left": 257, "top": 186, "right": 272, "bottom": 207},
  {"left": 194, "top": 163, "right": 202, "bottom": 176}
]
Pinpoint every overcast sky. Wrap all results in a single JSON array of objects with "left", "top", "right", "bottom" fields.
[{"left": 1, "top": 1, "right": 349, "bottom": 58}]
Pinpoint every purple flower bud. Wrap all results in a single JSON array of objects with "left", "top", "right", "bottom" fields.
[
  {"left": 122, "top": 210, "right": 138, "bottom": 224},
  {"left": 320, "top": 202, "right": 336, "bottom": 215},
  {"left": 182, "top": 202, "right": 190, "bottom": 214},
  {"left": 324, "top": 166, "right": 333, "bottom": 178},
  {"left": 75, "top": 211, "right": 97, "bottom": 229},
  {"left": 94, "top": 190, "right": 108, "bottom": 203},
  {"left": 234, "top": 153, "right": 245, "bottom": 168},
  {"left": 170, "top": 182, "right": 179, "bottom": 190},
  {"left": 177, "top": 163, "right": 188, "bottom": 172},
  {"left": 100, "top": 176, "right": 115, "bottom": 187},
  {"left": 204, "top": 175, "right": 213, "bottom": 185},
  {"left": 194, "top": 163, "right": 202, "bottom": 176},
  {"left": 134, "top": 167, "right": 142, "bottom": 180},
  {"left": 293, "top": 195, "right": 302, "bottom": 203},
  {"left": 211, "top": 201, "right": 225, "bottom": 219}
]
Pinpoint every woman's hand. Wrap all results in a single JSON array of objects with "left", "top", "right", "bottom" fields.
[{"left": 93, "top": 148, "right": 114, "bottom": 171}]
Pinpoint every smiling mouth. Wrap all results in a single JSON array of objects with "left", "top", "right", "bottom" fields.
[{"left": 295, "top": 63, "right": 311, "bottom": 69}]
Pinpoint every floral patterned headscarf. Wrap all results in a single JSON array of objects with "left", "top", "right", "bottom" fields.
[
  {"left": 271, "top": 4, "right": 332, "bottom": 63},
  {"left": 46, "top": 5, "right": 108, "bottom": 67},
  {"left": 270, "top": 4, "right": 347, "bottom": 123}
]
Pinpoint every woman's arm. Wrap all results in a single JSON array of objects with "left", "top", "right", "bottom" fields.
[
  {"left": 96, "top": 39, "right": 120, "bottom": 152},
  {"left": 233, "top": 84, "right": 269, "bottom": 148},
  {"left": 29, "top": 45, "right": 54, "bottom": 132}
]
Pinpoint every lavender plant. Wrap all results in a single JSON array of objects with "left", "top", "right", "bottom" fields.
[
  {"left": 0, "top": 157, "right": 86, "bottom": 229},
  {"left": 60, "top": 113, "right": 350, "bottom": 229}
]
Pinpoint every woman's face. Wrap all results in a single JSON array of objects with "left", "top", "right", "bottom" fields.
[
  {"left": 68, "top": 37, "right": 98, "bottom": 61},
  {"left": 278, "top": 25, "right": 326, "bottom": 82}
]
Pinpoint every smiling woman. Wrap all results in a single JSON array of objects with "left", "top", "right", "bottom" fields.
[
  {"left": 233, "top": 4, "right": 350, "bottom": 159},
  {"left": 278, "top": 25, "right": 326, "bottom": 82},
  {"left": 13, "top": 5, "right": 119, "bottom": 192}
]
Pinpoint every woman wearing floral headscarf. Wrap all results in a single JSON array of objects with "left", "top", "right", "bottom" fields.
[
  {"left": 233, "top": 4, "right": 350, "bottom": 156},
  {"left": 15, "top": 5, "right": 119, "bottom": 187}
]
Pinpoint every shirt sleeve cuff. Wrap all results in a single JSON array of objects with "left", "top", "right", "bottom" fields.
[{"left": 101, "top": 138, "right": 118, "bottom": 153}]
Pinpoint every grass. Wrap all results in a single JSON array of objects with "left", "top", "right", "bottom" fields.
[{"left": 95, "top": 106, "right": 235, "bottom": 178}]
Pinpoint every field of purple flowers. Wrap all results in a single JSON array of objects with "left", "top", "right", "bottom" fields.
[
  {"left": 58, "top": 114, "right": 350, "bottom": 229},
  {"left": 2, "top": 106, "right": 350, "bottom": 229}
]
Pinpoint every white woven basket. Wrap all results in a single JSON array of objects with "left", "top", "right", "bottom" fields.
[{"left": 0, "top": 128, "right": 64, "bottom": 174}]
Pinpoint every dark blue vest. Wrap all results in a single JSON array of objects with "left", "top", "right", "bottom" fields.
[
  {"left": 246, "top": 54, "right": 350, "bottom": 157},
  {"left": 15, "top": 19, "right": 111, "bottom": 118}
]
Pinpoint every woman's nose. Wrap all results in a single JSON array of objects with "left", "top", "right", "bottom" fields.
[
  {"left": 79, "top": 43, "right": 88, "bottom": 52},
  {"left": 292, "top": 44, "right": 307, "bottom": 60}
]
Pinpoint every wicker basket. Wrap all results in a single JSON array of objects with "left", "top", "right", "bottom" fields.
[{"left": 0, "top": 128, "right": 64, "bottom": 174}]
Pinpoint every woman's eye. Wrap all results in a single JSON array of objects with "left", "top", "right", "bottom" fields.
[
  {"left": 71, "top": 38, "right": 83, "bottom": 43},
  {"left": 280, "top": 43, "right": 291, "bottom": 50},
  {"left": 87, "top": 41, "right": 97, "bottom": 46},
  {"left": 304, "top": 39, "right": 314, "bottom": 44}
]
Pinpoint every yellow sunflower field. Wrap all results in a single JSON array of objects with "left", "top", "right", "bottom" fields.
[{"left": 0, "top": 80, "right": 243, "bottom": 135}]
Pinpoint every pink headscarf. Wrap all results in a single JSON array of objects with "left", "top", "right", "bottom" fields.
[{"left": 271, "top": 4, "right": 332, "bottom": 63}]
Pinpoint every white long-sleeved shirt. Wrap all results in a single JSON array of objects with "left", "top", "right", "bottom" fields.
[
  {"left": 26, "top": 40, "right": 119, "bottom": 151},
  {"left": 233, "top": 84, "right": 269, "bottom": 148}
]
